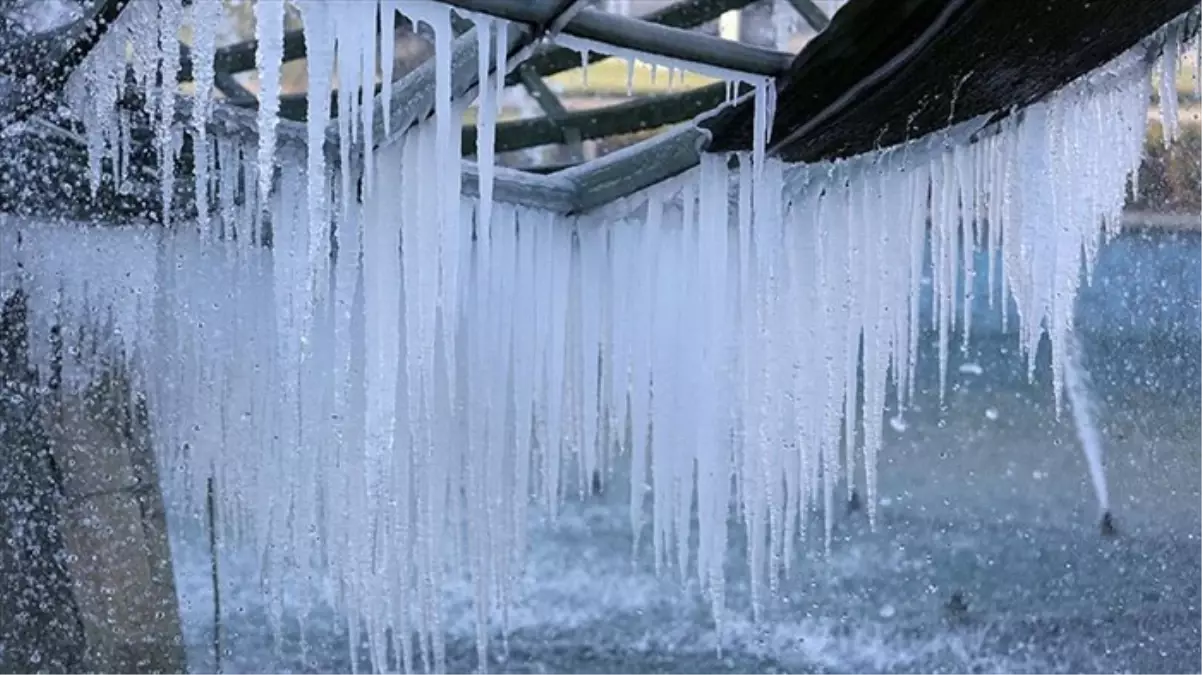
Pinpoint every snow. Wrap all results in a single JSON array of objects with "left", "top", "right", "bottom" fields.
[{"left": 27, "top": 4, "right": 1196, "bottom": 674}]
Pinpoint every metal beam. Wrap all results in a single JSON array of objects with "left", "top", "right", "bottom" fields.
[
  {"left": 782, "top": 0, "right": 831, "bottom": 32},
  {"left": 276, "top": 89, "right": 343, "bottom": 122},
  {"left": 194, "top": 9, "right": 479, "bottom": 130},
  {"left": 462, "top": 81, "right": 744, "bottom": 155},
  {"left": 541, "top": 0, "right": 592, "bottom": 36},
  {"left": 560, "top": 121, "right": 710, "bottom": 214},
  {"left": 2, "top": 0, "right": 765, "bottom": 215},
  {"left": 505, "top": 0, "right": 591, "bottom": 162},
  {"left": 560, "top": 91, "right": 754, "bottom": 213},
  {"left": 353, "top": 3, "right": 590, "bottom": 171},
  {"left": 445, "top": 0, "right": 592, "bottom": 168},
  {"left": 215, "top": 71, "right": 255, "bottom": 104},
  {"left": 341, "top": 21, "right": 588, "bottom": 210},
  {"left": 274, "top": 67, "right": 578, "bottom": 211},
  {"left": 178, "top": 42, "right": 255, "bottom": 103},
  {"left": 462, "top": 160, "right": 578, "bottom": 211},
  {"left": 178, "top": 93, "right": 583, "bottom": 212},
  {"left": 435, "top": 0, "right": 791, "bottom": 77},
  {"left": 348, "top": 27, "right": 523, "bottom": 156},
  {"left": 558, "top": 9, "right": 790, "bottom": 76},
  {"left": 2, "top": 0, "right": 134, "bottom": 125},
  {"left": 514, "top": 64, "right": 585, "bottom": 162},
  {"left": 510, "top": 0, "right": 758, "bottom": 84},
  {"left": 432, "top": 0, "right": 755, "bottom": 178},
  {"left": 206, "top": 3, "right": 587, "bottom": 167},
  {"left": 178, "top": 0, "right": 764, "bottom": 184},
  {"left": 196, "top": 19, "right": 742, "bottom": 209},
  {"left": 3, "top": 0, "right": 671, "bottom": 215},
  {"left": 177, "top": 30, "right": 307, "bottom": 82}
]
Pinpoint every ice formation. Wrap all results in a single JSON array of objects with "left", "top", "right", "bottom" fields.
[{"left": 5, "top": 1, "right": 1196, "bottom": 671}]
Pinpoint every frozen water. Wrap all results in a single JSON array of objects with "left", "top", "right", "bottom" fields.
[
  {"left": 2, "top": 0, "right": 82, "bottom": 34},
  {"left": 161, "top": 310, "right": 1199, "bottom": 673},
  {"left": 13, "top": 5, "right": 1198, "bottom": 673}
]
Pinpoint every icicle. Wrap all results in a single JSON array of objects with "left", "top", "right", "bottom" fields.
[
  {"left": 578, "top": 224, "right": 605, "bottom": 499},
  {"left": 474, "top": 13, "right": 497, "bottom": 235},
  {"left": 1196, "top": 21, "right": 1201, "bottom": 100},
  {"left": 630, "top": 196, "right": 662, "bottom": 556},
  {"left": 157, "top": 0, "right": 183, "bottom": 225},
  {"left": 253, "top": 0, "right": 285, "bottom": 208},
  {"left": 381, "top": 1, "right": 398, "bottom": 136},
  {"left": 334, "top": 2, "right": 360, "bottom": 219},
  {"left": 359, "top": 1, "right": 380, "bottom": 194},
  {"left": 427, "top": 4, "right": 464, "bottom": 395},
  {"left": 189, "top": 0, "right": 221, "bottom": 234},
  {"left": 29, "top": 10, "right": 1188, "bottom": 671},
  {"left": 362, "top": 139, "right": 403, "bottom": 637},
  {"left": 1158, "top": 21, "right": 1183, "bottom": 145},
  {"left": 298, "top": 0, "right": 336, "bottom": 320}
]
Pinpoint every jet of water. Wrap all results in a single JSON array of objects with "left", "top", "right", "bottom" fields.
[{"left": 1063, "top": 326, "right": 1111, "bottom": 523}]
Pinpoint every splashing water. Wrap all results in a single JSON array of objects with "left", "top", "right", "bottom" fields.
[
  {"left": 1063, "top": 328, "right": 1110, "bottom": 517},
  {"left": 22, "top": 3, "right": 1198, "bottom": 671}
]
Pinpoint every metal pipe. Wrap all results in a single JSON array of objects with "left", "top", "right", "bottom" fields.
[
  {"left": 436, "top": 0, "right": 792, "bottom": 77},
  {"left": 510, "top": 0, "right": 758, "bottom": 83},
  {"left": 560, "top": 92, "right": 754, "bottom": 213},
  {"left": 179, "top": 92, "right": 581, "bottom": 213},
  {"left": 781, "top": 0, "right": 831, "bottom": 32}
]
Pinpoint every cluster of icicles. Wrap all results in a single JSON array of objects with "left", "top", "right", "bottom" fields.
[{"left": 0, "top": 0, "right": 1193, "bottom": 670}]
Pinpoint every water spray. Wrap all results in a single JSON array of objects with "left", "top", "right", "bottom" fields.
[{"left": 1063, "top": 327, "right": 1113, "bottom": 536}]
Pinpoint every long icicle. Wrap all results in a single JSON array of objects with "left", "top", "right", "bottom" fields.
[
  {"left": 34, "top": 8, "right": 1194, "bottom": 672},
  {"left": 253, "top": 0, "right": 285, "bottom": 208}
]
